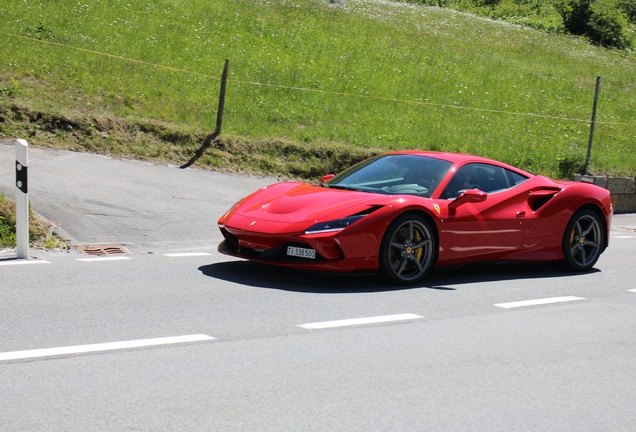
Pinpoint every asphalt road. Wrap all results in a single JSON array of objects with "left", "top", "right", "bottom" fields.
[
  {"left": 0, "top": 140, "right": 274, "bottom": 253},
  {"left": 1, "top": 140, "right": 636, "bottom": 431}
]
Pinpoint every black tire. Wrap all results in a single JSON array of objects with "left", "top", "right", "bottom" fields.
[
  {"left": 562, "top": 208, "right": 604, "bottom": 272},
  {"left": 380, "top": 214, "right": 435, "bottom": 285}
]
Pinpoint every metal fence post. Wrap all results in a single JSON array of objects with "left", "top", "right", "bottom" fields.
[
  {"left": 585, "top": 76, "right": 601, "bottom": 173},
  {"left": 15, "top": 139, "right": 29, "bottom": 259}
]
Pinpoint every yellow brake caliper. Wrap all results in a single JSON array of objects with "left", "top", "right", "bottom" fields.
[{"left": 414, "top": 229, "right": 423, "bottom": 260}]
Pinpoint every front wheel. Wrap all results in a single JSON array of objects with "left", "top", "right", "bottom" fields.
[
  {"left": 562, "top": 208, "right": 604, "bottom": 272},
  {"left": 380, "top": 214, "right": 436, "bottom": 285}
]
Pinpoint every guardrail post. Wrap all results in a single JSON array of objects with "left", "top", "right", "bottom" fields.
[{"left": 15, "top": 139, "right": 29, "bottom": 259}]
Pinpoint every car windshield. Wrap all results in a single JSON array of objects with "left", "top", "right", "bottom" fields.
[{"left": 324, "top": 154, "right": 453, "bottom": 198}]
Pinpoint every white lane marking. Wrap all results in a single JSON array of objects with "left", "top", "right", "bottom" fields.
[
  {"left": 628, "top": 289, "right": 636, "bottom": 293},
  {"left": 163, "top": 252, "right": 211, "bottom": 257},
  {"left": 0, "top": 259, "right": 50, "bottom": 266},
  {"left": 495, "top": 296, "right": 585, "bottom": 309},
  {"left": 77, "top": 256, "right": 131, "bottom": 262},
  {"left": 298, "top": 313, "right": 423, "bottom": 330},
  {"left": 0, "top": 334, "right": 215, "bottom": 362},
  {"left": 613, "top": 236, "right": 636, "bottom": 239}
]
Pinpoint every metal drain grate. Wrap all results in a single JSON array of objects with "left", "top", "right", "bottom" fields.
[{"left": 76, "top": 245, "right": 131, "bottom": 256}]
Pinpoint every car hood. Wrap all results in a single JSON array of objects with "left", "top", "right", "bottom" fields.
[{"left": 233, "top": 182, "right": 381, "bottom": 223}]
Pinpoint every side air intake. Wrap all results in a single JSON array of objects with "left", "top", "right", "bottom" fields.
[{"left": 527, "top": 188, "right": 561, "bottom": 211}]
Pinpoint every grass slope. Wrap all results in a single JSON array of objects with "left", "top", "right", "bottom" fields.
[
  {"left": 0, "top": 0, "right": 635, "bottom": 180},
  {"left": 0, "top": 194, "right": 65, "bottom": 249}
]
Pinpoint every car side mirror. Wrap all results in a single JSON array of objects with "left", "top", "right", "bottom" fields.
[
  {"left": 321, "top": 174, "right": 335, "bottom": 184},
  {"left": 449, "top": 189, "right": 487, "bottom": 209}
]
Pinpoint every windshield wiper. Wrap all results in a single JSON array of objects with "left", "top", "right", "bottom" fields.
[{"left": 326, "top": 185, "right": 364, "bottom": 192}]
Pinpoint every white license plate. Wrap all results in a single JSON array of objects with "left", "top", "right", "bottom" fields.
[{"left": 287, "top": 246, "right": 316, "bottom": 259}]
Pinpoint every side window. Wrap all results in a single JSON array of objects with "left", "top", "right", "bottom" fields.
[
  {"left": 443, "top": 163, "right": 527, "bottom": 199},
  {"left": 444, "top": 164, "right": 478, "bottom": 199},
  {"left": 472, "top": 165, "right": 510, "bottom": 193},
  {"left": 506, "top": 169, "right": 528, "bottom": 186}
]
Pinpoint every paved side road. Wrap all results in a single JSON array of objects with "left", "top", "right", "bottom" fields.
[{"left": 0, "top": 140, "right": 275, "bottom": 254}]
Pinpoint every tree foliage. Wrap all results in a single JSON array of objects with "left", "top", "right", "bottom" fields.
[
  {"left": 403, "top": 0, "right": 634, "bottom": 49},
  {"left": 617, "top": 0, "right": 636, "bottom": 21},
  {"left": 555, "top": 0, "right": 633, "bottom": 48},
  {"left": 553, "top": 0, "right": 593, "bottom": 35}
]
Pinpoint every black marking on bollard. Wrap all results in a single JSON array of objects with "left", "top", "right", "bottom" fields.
[{"left": 16, "top": 160, "right": 28, "bottom": 194}]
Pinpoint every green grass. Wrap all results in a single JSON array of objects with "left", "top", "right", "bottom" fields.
[
  {"left": 0, "top": 194, "right": 64, "bottom": 249},
  {"left": 0, "top": 195, "right": 16, "bottom": 247},
  {"left": 0, "top": 0, "right": 635, "bottom": 179},
  {"left": 404, "top": 0, "right": 636, "bottom": 42}
]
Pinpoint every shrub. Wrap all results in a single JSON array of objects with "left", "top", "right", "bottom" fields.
[
  {"left": 553, "top": 0, "right": 593, "bottom": 35},
  {"left": 557, "top": 152, "right": 585, "bottom": 178},
  {"left": 587, "top": 2, "right": 633, "bottom": 48},
  {"left": 617, "top": 0, "right": 636, "bottom": 22},
  {"left": 553, "top": 0, "right": 633, "bottom": 48}
]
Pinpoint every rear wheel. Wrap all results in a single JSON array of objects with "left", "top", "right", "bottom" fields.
[
  {"left": 380, "top": 214, "right": 435, "bottom": 285},
  {"left": 562, "top": 209, "right": 604, "bottom": 272}
]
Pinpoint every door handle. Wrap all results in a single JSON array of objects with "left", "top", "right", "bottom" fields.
[{"left": 516, "top": 211, "right": 526, "bottom": 217}]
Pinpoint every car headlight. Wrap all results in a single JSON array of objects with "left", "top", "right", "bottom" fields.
[{"left": 305, "top": 215, "right": 366, "bottom": 234}]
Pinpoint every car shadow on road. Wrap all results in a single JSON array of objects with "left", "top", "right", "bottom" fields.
[
  {"left": 199, "top": 261, "right": 401, "bottom": 293},
  {"left": 198, "top": 260, "right": 597, "bottom": 294}
]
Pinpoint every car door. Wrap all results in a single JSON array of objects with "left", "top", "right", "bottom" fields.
[{"left": 437, "top": 163, "right": 532, "bottom": 263}]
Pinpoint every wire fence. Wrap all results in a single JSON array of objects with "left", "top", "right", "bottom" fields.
[{"left": 4, "top": 31, "right": 635, "bottom": 128}]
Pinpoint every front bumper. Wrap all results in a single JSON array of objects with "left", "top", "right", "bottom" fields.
[{"left": 217, "top": 227, "right": 380, "bottom": 273}]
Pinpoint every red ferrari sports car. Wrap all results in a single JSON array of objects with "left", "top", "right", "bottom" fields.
[{"left": 218, "top": 151, "right": 612, "bottom": 284}]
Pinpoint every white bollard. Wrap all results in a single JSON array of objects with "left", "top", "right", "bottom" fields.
[{"left": 15, "top": 139, "right": 29, "bottom": 260}]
